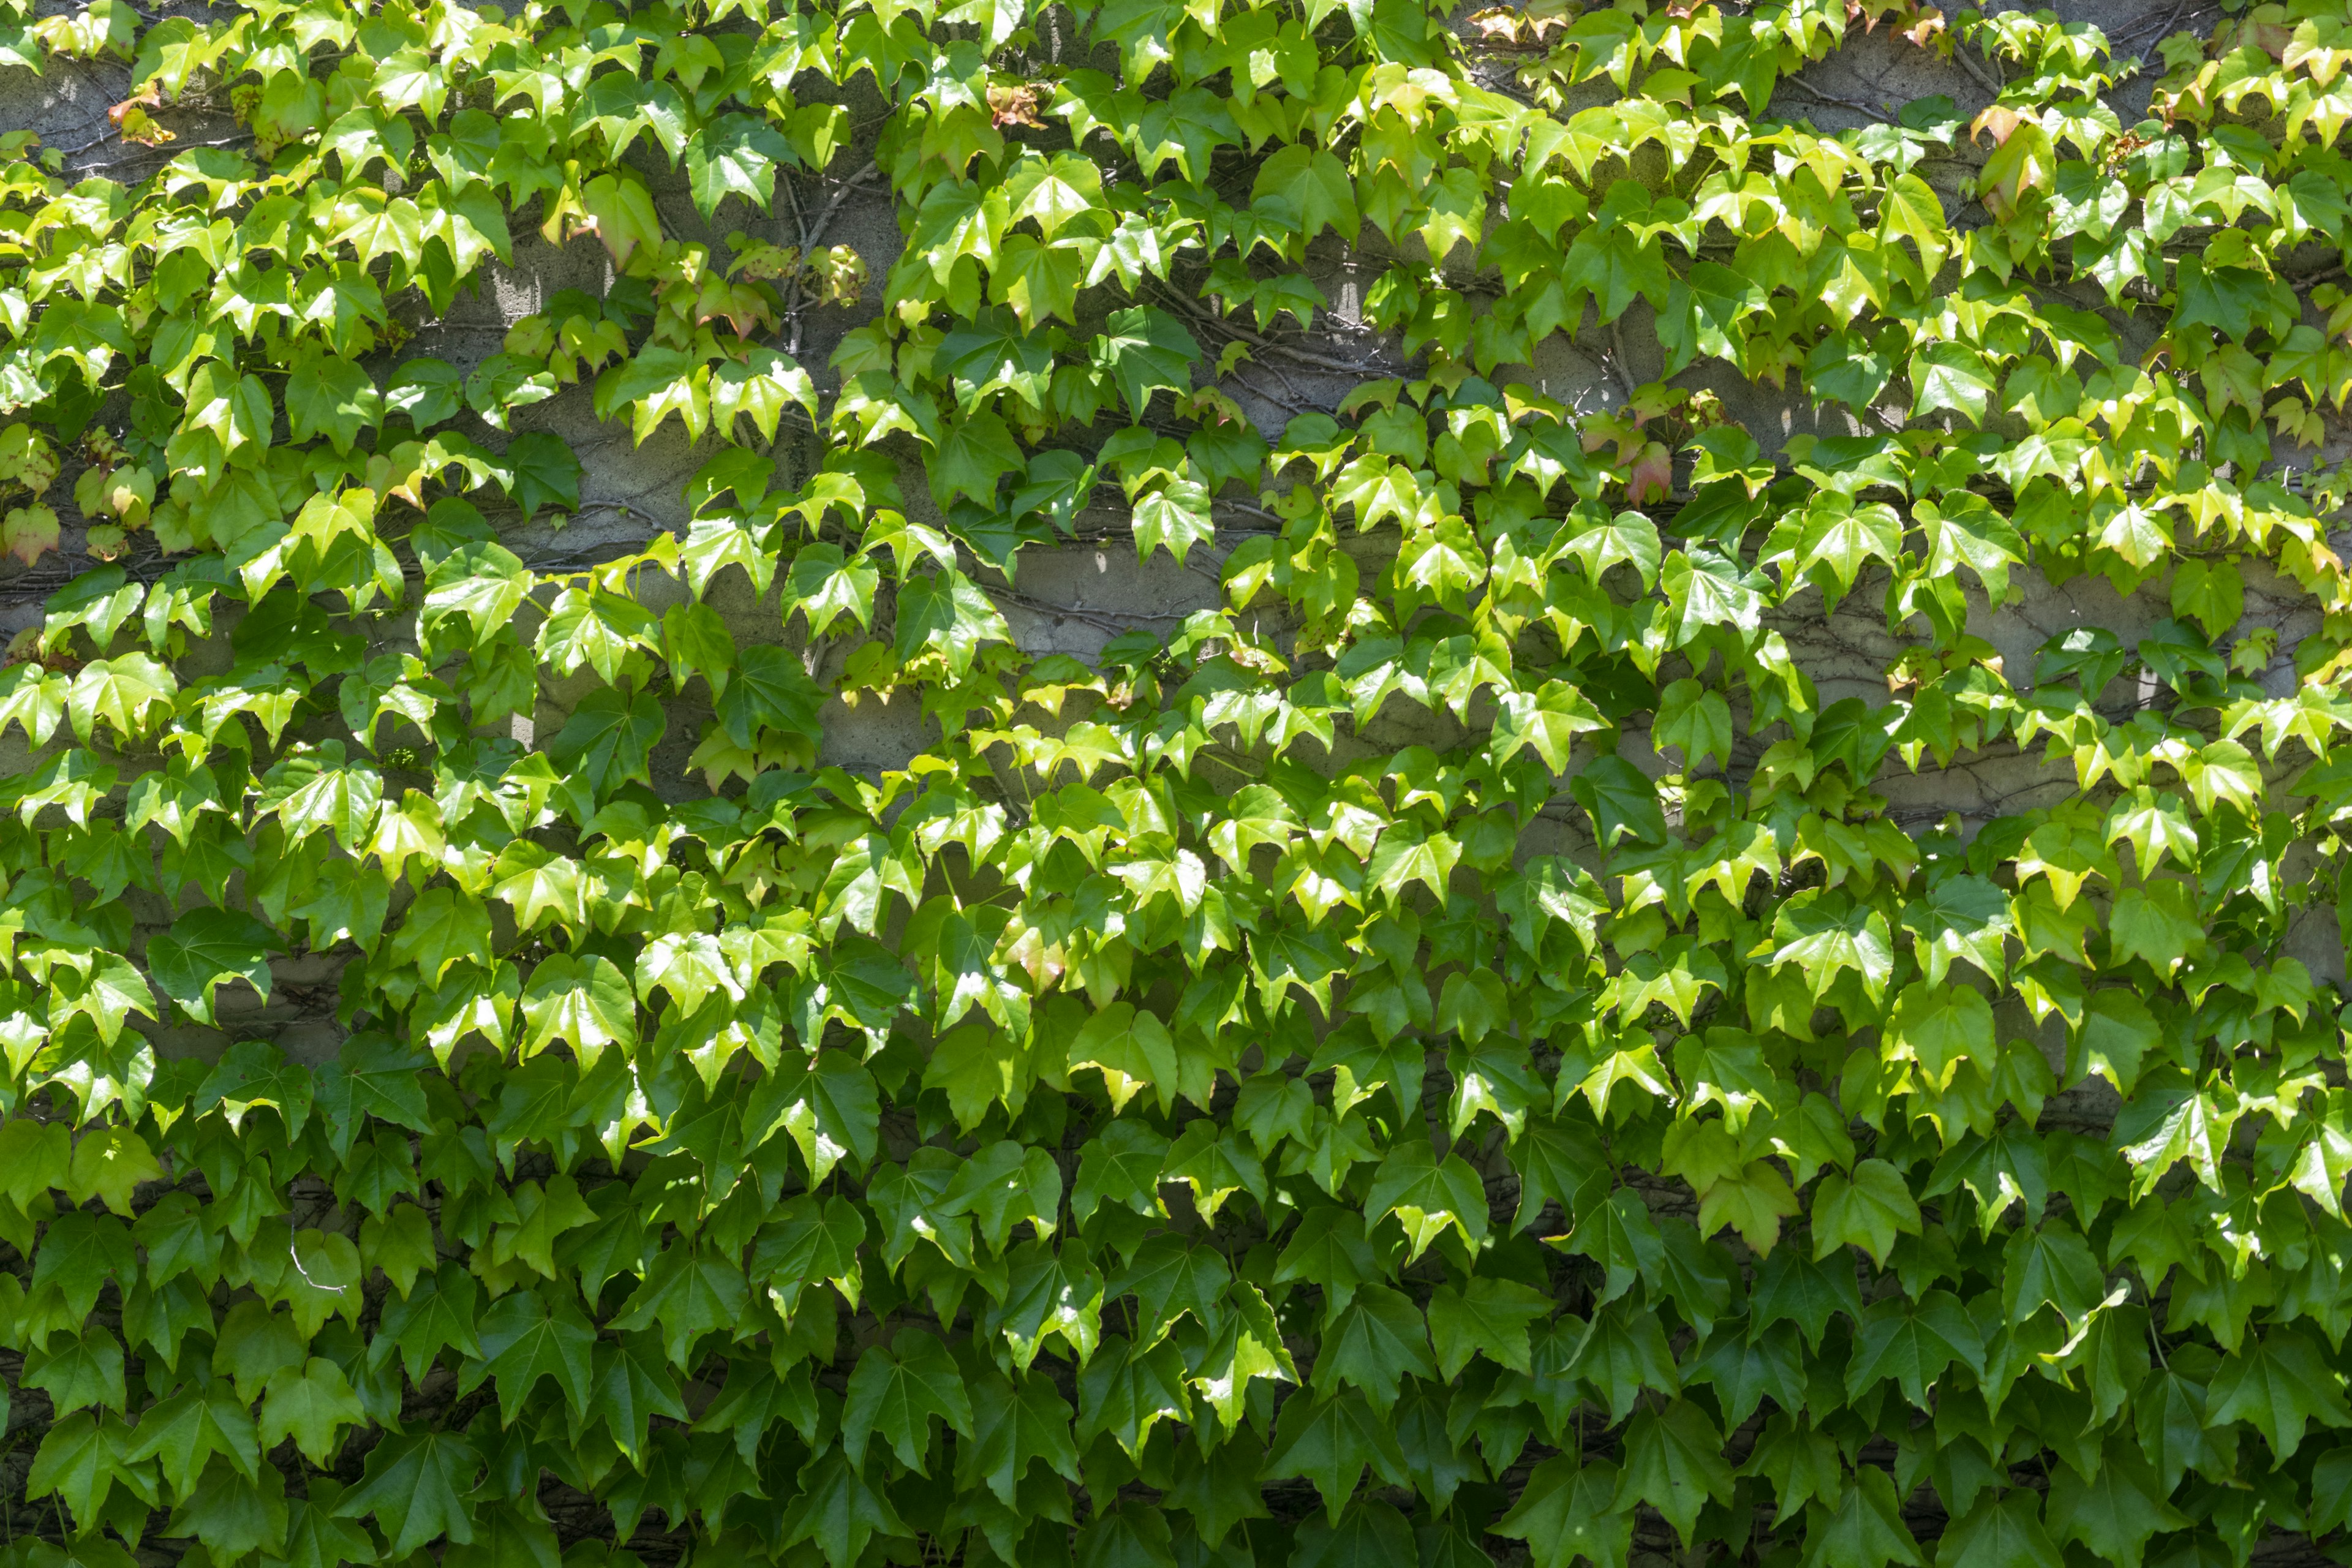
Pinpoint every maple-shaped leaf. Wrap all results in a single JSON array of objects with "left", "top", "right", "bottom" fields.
[
  {"left": 840, "top": 1327, "right": 974, "bottom": 1472},
  {"left": 463, "top": 1287, "right": 597, "bottom": 1422},
  {"left": 3, "top": 503, "right": 59, "bottom": 564},
  {"left": 1935, "top": 1489, "right": 2062, "bottom": 1568},
  {"left": 1265, "top": 1389, "right": 1412, "bottom": 1523},
  {"left": 1811, "top": 1158, "right": 1921, "bottom": 1265},
  {"left": 122, "top": 1382, "right": 260, "bottom": 1495},
  {"left": 1619, "top": 1399, "right": 1735, "bottom": 1545},
  {"left": 956, "top": 1368, "right": 1082, "bottom": 1506},
  {"left": 1313, "top": 1282, "right": 1436, "bottom": 1413},
  {"left": 1845, "top": 1290, "right": 1986, "bottom": 1408},
  {"left": 2044, "top": 1450, "right": 2185, "bottom": 1568},
  {"left": 609, "top": 1244, "right": 750, "bottom": 1369},
  {"left": 258, "top": 1359, "right": 368, "bottom": 1467},
  {"left": 780, "top": 1449, "right": 910, "bottom": 1568},
  {"left": 1427, "top": 1275, "right": 1553, "bottom": 1379},
  {"left": 1363, "top": 1139, "right": 1491, "bottom": 1259},
  {"left": 2206, "top": 1329, "right": 2352, "bottom": 1459},
  {"left": 62, "top": 1125, "right": 159, "bottom": 1217},
  {"left": 336, "top": 1430, "right": 482, "bottom": 1556},
  {"left": 1800, "top": 1463, "right": 1923, "bottom": 1568},
  {"left": 148, "top": 906, "right": 279, "bottom": 1025},
  {"left": 1494, "top": 1457, "right": 1632, "bottom": 1568},
  {"left": 1164, "top": 1430, "right": 1272, "bottom": 1546}
]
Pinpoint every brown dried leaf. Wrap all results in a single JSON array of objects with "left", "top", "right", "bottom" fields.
[{"left": 989, "top": 84, "right": 1044, "bottom": 129}]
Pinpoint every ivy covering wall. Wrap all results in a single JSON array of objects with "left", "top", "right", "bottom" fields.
[{"left": 4, "top": 0, "right": 2352, "bottom": 1566}]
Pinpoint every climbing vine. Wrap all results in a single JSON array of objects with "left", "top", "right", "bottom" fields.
[{"left": 5, "top": 0, "right": 2352, "bottom": 1566}]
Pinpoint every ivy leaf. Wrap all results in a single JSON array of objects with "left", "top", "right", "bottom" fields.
[
  {"left": 1314, "top": 1282, "right": 1436, "bottom": 1413},
  {"left": 895, "top": 567, "right": 1012, "bottom": 676},
  {"left": 1492, "top": 680, "right": 1605, "bottom": 773},
  {"left": 466, "top": 1288, "right": 597, "bottom": 1422},
  {"left": 1266, "top": 1390, "right": 1412, "bottom": 1523},
  {"left": 1909, "top": 341, "right": 1997, "bottom": 424},
  {"left": 1494, "top": 1458, "right": 1632, "bottom": 1568},
  {"left": 336, "top": 1430, "right": 483, "bottom": 1556},
  {"left": 748, "top": 1049, "right": 881, "bottom": 1185},
  {"left": 1621, "top": 1401, "right": 1735, "bottom": 1546},
  {"left": 2206, "top": 1330, "right": 2352, "bottom": 1459},
  {"left": 1069, "top": 1001, "right": 1180, "bottom": 1115},
  {"left": 258, "top": 1359, "right": 368, "bottom": 1467},
  {"left": 1934, "top": 1490, "right": 2062, "bottom": 1568},
  {"left": 1133, "top": 477, "right": 1214, "bottom": 565},
  {"left": 148, "top": 906, "right": 279, "bottom": 1025},
  {"left": 686, "top": 115, "right": 794, "bottom": 218},
  {"left": 1570, "top": 755, "right": 1667, "bottom": 848},
  {"left": 1363, "top": 1139, "right": 1490, "bottom": 1259},
  {"left": 2044, "top": 1452, "right": 2184, "bottom": 1568},
  {"left": 24, "top": 1327, "right": 126, "bottom": 1414},
  {"left": 124, "top": 1382, "right": 260, "bottom": 1495},
  {"left": 957, "top": 1369, "right": 1083, "bottom": 1506},
  {"left": 1801, "top": 1464, "right": 1924, "bottom": 1568},
  {"left": 1810, "top": 1158, "right": 1922, "bottom": 1265},
  {"left": 840, "top": 1327, "right": 974, "bottom": 1473},
  {"left": 1845, "top": 1290, "right": 1985, "bottom": 1408},
  {"left": 547, "top": 688, "right": 666, "bottom": 797},
  {"left": 780, "top": 1449, "right": 910, "bottom": 1568},
  {"left": 1427, "top": 1275, "right": 1553, "bottom": 1378},
  {"left": 609, "top": 1243, "right": 750, "bottom": 1368},
  {"left": 1094, "top": 308, "right": 1200, "bottom": 418}
]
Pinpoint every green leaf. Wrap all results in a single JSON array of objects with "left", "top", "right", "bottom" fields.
[
  {"left": 1619, "top": 1400, "right": 1734, "bottom": 1545},
  {"left": 1313, "top": 1282, "right": 1435, "bottom": 1413},
  {"left": 148, "top": 906, "right": 279, "bottom": 1025},
  {"left": 1885, "top": 982, "right": 1994, "bottom": 1090},
  {"left": 609, "top": 1243, "right": 750, "bottom": 1368},
  {"left": 1265, "top": 1390, "right": 1412, "bottom": 1523},
  {"left": 1492, "top": 680, "right": 1605, "bottom": 772},
  {"left": 1427, "top": 1275, "right": 1552, "bottom": 1378},
  {"left": 1133, "top": 476, "right": 1214, "bottom": 565},
  {"left": 165, "top": 1455, "right": 290, "bottom": 1560},
  {"left": 24, "top": 1327, "right": 126, "bottom": 1414},
  {"left": 895, "top": 567, "right": 1012, "bottom": 676},
  {"left": 1292, "top": 1501, "right": 1417, "bottom": 1568},
  {"left": 466, "top": 1287, "right": 596, "bottom": 1422},
  {"left": 2108, "top": 877, "right": 2204, "bottom": 978},
  {"left": 2070, "top": 988, "right": 2158, "bottom": 1098},
  {"left": 1934, "top": 1490, "right": 2062, "bottom": 1568},
  {"left": 336, "top": 1430, "right": 483, "bottom": 1556},
  {"left": 840, "top": 1327, "right": 974, "bottom": 1473},
  {"left": 258, "top": 1359, "right": 368, "bottom": 1467},
  {"left": 2000, "top": 1222, "right": 2105, "bottom": 1326},
  {"left": 1845, "top": 1289, "right": 1985, "bottom": 1408},
  {"left": 1069, "top": 1000, "right": 1180, "bottom": 1115},
  {"left": 1094, "top": 308, "right": 1200, "bottom": 418},
  {"left": 1494, "top": 1458, "right": 1632, "bottom": 1568},
  {"left": 686, "top": 115, "right": 794, "bottom": 219},
  {"left": 2044, "top": 1452, "right": 2184, "bottom": 1568},
  {"left": 122, "top": 1382, "right": 260, "bottom": 1494},
  {"left": 1801, "top": 1463, "right": 1924, "bottom": 1568},
  {"left": 1250, "top": 145, "right": 1359, "bottom": 243},
  {"left": 1810, "top": 1158, "right": 1921, "bottom": 1265},
  {"left": 1363, "top": 1139, "right": 1490, "bottom": 1259},
  {"left": 780, "top": 1449, "right": 910, "bottom": 1568},
  {"left": 956, "top": 1368, "right": 1083, "bottom": 1506},
  {"left": 748, "top": 1049, "right": 881, "bottom": 1185},
  {"left": 1569, "top": 755, "right": 1667, "bottom": 848},
  {"left": 29, "top": 1411, "right": 147, "bottom": 1533},
  {"left": 2206, "top": 1330, "right": 2352, "bottom": 1459},
  {"left": 546, "top": 688, "right": 666, "bottom": 798}
]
